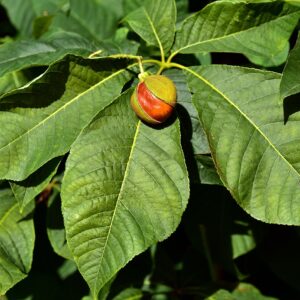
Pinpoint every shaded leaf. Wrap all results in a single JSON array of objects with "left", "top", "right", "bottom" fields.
[
  {"left": 172, "top": 1, "right": 300, "bottom": 66},
  {"left": 33, "top": 15, "right": 54, "bottom": 39},
  {"left": 61, "top": 90, "right": 189, "bottom": 297},
  {"left": 47, "top": 189, "right": 72, "bottom": 260},
  {"left": 125, "top": 0, "right": 176, "bottom": 54},
  {"left": 205, "top": 289, "right": 233, "bottom": 300},
  {"left": 1, "top": 0, "right": 36, "bottom": 36},
  {"left": 57, "top": 259, "right": 78, "bottom": 280},
  {"left": 68, "top": 0, "right": 118, "bottom": 41},
  {"left": 232, "top": 283, "right": 278, "bottom": 300},
  {"left": 195, "top": 155, "right": 222, "bottom": 186},
  {"left": 280, "top": 32, "right": 300, "bottom": 99},
  {"left": 0, "top": 71, "right": 27, "bottom": 96},
  {"left": 164, "top": 69, "right": 210, "bottom": 154},
  {"left": 0, "top": 31, "right": 99, "bottom": 78},
  {"left": 0, "top": 184, "right": 35, "bottom": 295},
  {"left": 10, "top": 157, "right": 61, "bottom": 212},
  {"left": 188, "top": 65, "right": 300, "bottom": 225},
  {"left": 0, "top": 55, "right": 135, "bottom": 181},
  {"left": 112, "top": 288, "right": 143, "bottom": 300},
  {"left": 231, "top": 226, "right": 256, "bottom": 259},
  {"left": 123, "top": 0, "right": 143, "bottom": 15},
  {"left": 176, "top": 0, "right": 189, "bottom": 24}
]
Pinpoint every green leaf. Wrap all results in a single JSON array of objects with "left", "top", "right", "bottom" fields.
[
  {"left": 172, "top": 1, "right": 300, "bottom": 66},
  {"left": 195, "top": 155, "right": 222, "bottom": 186},
  {"left": 31, "top": 0, "right": 69, "bottom": 15},
  {"left": 0, "top": 55, "right": 135, "bottom": 181},
  {"left": 231, "top": 228, "right": 256, "bottom": 259},
  {"left": 57, "top": 259, "right": 78, "bottom": 280},
  {"left": 176, "top": 0, "right": 189, "bottom": 24},
  {"left": 61, "top": 90, "right": 189, "bottom": 298},
  {"left": 113, "top": 28, "right": 140, "bottom": 56},
  {"left": 0, "top": 184, "right": 35, "bottom": 295},
  {"left": 125, "top": 0, "right": 176, "bottom": 54},
  {"left": 1, "top": 0, "right": 36, "bottom": 36},
  {"left": 69, "top": 0, "right": 118, "bottom": 41},
  {"left": 188, "top": 65, "right": 300, "bottom": 225},
  {"left": 95, "top": 0, "right": 124, "bottom": 20},
  {"left": 0, "top": 71, "right": 27, "bottom": 96},
  {"left": 112, "top": 288, "right": 143, "bottom": 300},
  {"left": 280, "top": 32, "right": 300, "bottom": 99},
  {"left": 206, "top": 283, "right": 278, "bottom": 300},
  {"left": 1, "top": 0, "right": 67, "bottom": 37},
  {"left": 123, "top": 0, "right": 143, "bottom": 15},
  {"left": 33, "top": 15, "right": 54, "bottom": 39},
  {"left": 10, "top": 157, "right": 61, "bottom": 212},
  {"left": 47, "top": 189, "right": 73, "bottom": 260},
  {"left": 0, "top": 31, "right": 99, "bottom": 78},
  {"left": 164, "top": 69, "right": 210, "bottom": 155},
  {"left": 205, "top": 289, "right": 233, "bottom": 300},
  {"left": 232, "top": 283, "right": 278, "bottom": 300}
]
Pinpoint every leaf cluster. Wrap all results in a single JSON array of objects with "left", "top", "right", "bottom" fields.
[{"left": 0, "top": 0, "right": 300, "bottom": 299}]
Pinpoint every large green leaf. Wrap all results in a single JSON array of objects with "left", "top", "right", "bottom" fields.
[
  {"left": 280, "top": 32, "right": 300, "bottom": 99},
  {"left": 61, "top": 90, "right": 189, "bottom": 298},
  {"left": 172, "top": 1, "right": 300, "bottom": 66},
  {"left": 0, "top": 32, "right": 100, "bottom": 78},
  {"left": 0, "top": 55, "right": 135, "bottom": 181},
  {"left": 0, "top": 184, "right": 35, "bottom": 295},
  {"left": 187, "top": 65, "right": 300, "bottom": 225},
  {"left": 124, "top": 0, "right": 176, "bottom": 54}
]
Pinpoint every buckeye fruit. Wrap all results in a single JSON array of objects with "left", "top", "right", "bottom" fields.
[{"left": 130, "top": 74, "right": 177, "bottom": 124}]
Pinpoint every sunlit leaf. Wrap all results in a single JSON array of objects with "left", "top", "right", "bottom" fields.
[
  {"left": 125, "top": 0, "right": 176, "bottom": 54},
  {"left": 173, "top": 1, "right": 300, "bottom": 66},
  {"left": 62, "top": 90, "right": 189, "bottom": 297},
  {"left": 0, "top": 55, "right": 135, "bottom": 181},
  {"left": 188, "top": 65, "right": 300, "bottom": 225}
]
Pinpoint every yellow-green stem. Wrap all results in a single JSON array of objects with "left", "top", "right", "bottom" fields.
[{"left": 166, "top": 51, "right": 179, "bottom": 64}]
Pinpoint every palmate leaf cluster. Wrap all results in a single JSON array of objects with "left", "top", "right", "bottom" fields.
[{"left": 0, "top": 0, "right": 300, "bottom": 299}]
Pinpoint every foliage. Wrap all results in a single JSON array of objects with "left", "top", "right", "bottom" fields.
[{"left": 0, "top": 0, "right": 300, "bottom": 299}]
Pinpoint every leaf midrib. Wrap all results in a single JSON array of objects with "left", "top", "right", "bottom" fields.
[
  {"left": 142, "top": 7, "right": 165, "bottom": 57},
  {"left": 187, "top": 66, "right": 300, "bottom": 180},
  {"left": 93, "top": 121, "right": 141, "bottom": 295},
  {"left": 173, "top": 9, "right": 299, "bottom": 55}
]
